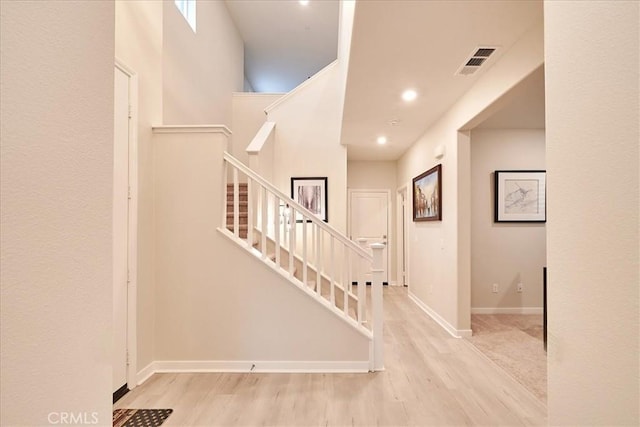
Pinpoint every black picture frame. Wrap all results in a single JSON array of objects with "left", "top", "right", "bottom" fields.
[
  {"left": 494, "top": 170, "right": 546, "bottom": 222},
  {"left": 290, "top": 177, "right": 328, "bottom": 222},
  {"left": 412, "top": 164, "right": 442, "bottom": 221}
]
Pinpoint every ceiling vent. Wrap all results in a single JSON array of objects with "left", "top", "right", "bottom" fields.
[{"left": 456, "top": 47, "right": 498, "bottom": 76}]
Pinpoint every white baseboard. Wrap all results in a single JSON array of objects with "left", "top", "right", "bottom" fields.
[
  {"left": 136, "top": 362, "right": 155, "bottom": 385},
  {"left": 408, "top": 292, "right": 472, "bottom": 338},
  {"left": 136, "top": 360, "right": 370, "bottom": 383},
  {"left": 471, "top": 307, "right": 543, "bottom": 315}
]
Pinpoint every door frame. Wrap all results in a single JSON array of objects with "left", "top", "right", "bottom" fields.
[
  {"left": 115, "top": 59, "right": 138, "bottom": 391},
  {"left": 396, "top": 184, "right": 409, "bottom": 287},
  {"left": 347, "top": 189, "right": 392, "bottom": 284}
]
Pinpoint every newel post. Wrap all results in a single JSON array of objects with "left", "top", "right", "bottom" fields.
[{"left": 370, "top": 243, "right": 385, "bottom": 371}]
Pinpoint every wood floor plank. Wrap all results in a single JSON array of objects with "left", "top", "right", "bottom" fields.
[{"left": 115, "top": 287, "right": 546, "bottom": 426}]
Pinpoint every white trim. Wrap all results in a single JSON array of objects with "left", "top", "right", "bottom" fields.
[
  {"left": 399, "top": 181, "right": 411, "bottom": 289},
  {"left": 136, "top": 362, "right": 155, "bottom": 385},
  {"left": 153, "top": 360, "right": 370, "bottom": 374},
  {"left": 232, "top": 92, "right": 285, "bottom": 98},
  {"left": 264, "top": 61, "right": 337, "bottom": 114},
  {"left": 223, "top": 153, "right": 371, "bottom": 261},
  {"left": 246, "top": 121, "right": 276, "bottom": 154},
  {"left": 396, "top": 185, "right": 408, "bottom": 287},
  {"left": 471, "top": 307, "right": 544, "bottom": 315},
  {"left": 136, "top": 360, "right": 370, "bottom": 381},
  {"left": 152, "top": 124, "right": 232, "bottom": 136},
  {"left": 115, "top": 59, "right": 138, "bottom": 392},
  {"left": 408, "top": 291, "right": 473, "bottom": 338}
]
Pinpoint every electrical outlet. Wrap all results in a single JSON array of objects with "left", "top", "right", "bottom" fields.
[
  {"left": 517, "top": 283, "right": 523, "bottom": 293},
  {"left": 492, "top": 283, "right": 498, "bottom": 293}
]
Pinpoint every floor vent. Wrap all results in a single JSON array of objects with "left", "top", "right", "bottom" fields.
[{"left": 456, "top": 46, "right": 498, "bottom": 76}]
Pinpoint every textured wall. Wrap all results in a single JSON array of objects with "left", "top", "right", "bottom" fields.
[
  {"left": 231, "top": 93, "right": 283, "bottom": 166},
  {"left": 545, "top": 1, "right": 639, "bottom": 424},
  {"left": 0, "top": 1, "right": 114, "bottom": 424},
  {"left": 163, "top": 0, "right": 244, "bottom": 126},
  {"left": 152, "top": 130, "right": 370, "bottom": 364},
  {"left": 397, "top": 24, "right": 544, "bottom": 334},
  {"left": 115, "top": 0, "right": 163, "bottom": 378},
  {"left": 470, "top": 129, "right": 546, "bottom": 311}
]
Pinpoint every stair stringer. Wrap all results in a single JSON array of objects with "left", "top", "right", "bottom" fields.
[
  {"left": 219, "top": 227, "right": 371, "bottom": 340},
  {"left": 253, "top": 228, "right": 360, "bottom": 320}
]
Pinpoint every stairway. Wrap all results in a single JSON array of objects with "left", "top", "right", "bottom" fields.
[
  {"left": 252, "top": 230, "right": 359, "bottom": 320},
  {"left": 226, "top": 183, "right": 248, "bottom": 238},
  {"left": 221, "top": 152, "right": 384, "bottom": 371}
]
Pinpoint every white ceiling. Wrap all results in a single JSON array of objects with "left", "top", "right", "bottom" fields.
[
  {"left": 342, "top": 0, "right": 543, "bottom": 161},
  {"left": 226, "top": 0, "right": 545, "bottom": 161},
  {"left": 225, "top": 0, "right": 339, "bottom": 93},
  {"left": 476, "top": 66, "right": 545, "bottom": 130}
]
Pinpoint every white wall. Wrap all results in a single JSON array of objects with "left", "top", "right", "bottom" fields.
[
  {"left": 397, "top": 23, "right": 544, "bottom": 335},
  {"left": 163, "top": 0, "right": 244, "bottom": 126},
  {"left": 116, "top": 0, "right": 246, "bottom": 375},
  {"left": 347, "top": 161, "right": 398, "bottom": 283},
  {"left": 544, "top": 1, "right": 639, "bottom": 424},
  {"left": 470, "top": 129, "right": 545, "bottom": 311},
  {"left": 266, "top": 1, "right": 355, "bottom": 234},
  {"left": 152, "top": 128, "right": 370, "bottom": 365},
  {"left": 115, "top": 0, "right": 163, "bottom": 377},
  {"left": 231, "top": 93, "right": 283, "bottom": 166},
  {"left": 0, "top": 1, "right": 114, "bottom": 425}
]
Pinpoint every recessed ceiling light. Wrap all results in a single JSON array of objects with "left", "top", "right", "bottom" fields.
[
  {"left": 377, "top": 136, "right": 387, "bottom": 145},
  {"left": 299, "top": 0, "right": 309, "bottom": 5},
  {"left": 402, "top": 89, "right": 417, "bottom": 102}
]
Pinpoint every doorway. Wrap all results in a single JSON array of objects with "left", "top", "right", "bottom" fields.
[
  {"left": 348, "top": 190, "right": 390, "bottom": 284},
  {"left": 396, "top": 186, "right": 408, "bottom": 287},
  {"left": 113, "top": 61, "right": 138, "bottom": 402}
]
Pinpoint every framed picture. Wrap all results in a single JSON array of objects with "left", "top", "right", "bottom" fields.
[
  {"left": 290, "top": 177, "right": 328, "bottom": 222},
  {"left": 413, "top": 164, "right": 442, "bottom": 221},
  {"left": 494, "top": 170, "right": 546, "bottom": 222}
]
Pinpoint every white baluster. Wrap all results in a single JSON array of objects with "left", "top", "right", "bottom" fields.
[
  {"left": 357, "top": 238, "right": 368, "bottom": 326},
  {"left": 316, "top": 227, "right": 322, "bottom": 296},
  {"left": 330, "top": 236, "right": 335, "bottom": 305},
  {"left": 289, "top": 207, "right": 296, "bottom": 278},
  {"left": 261, "top": 186, "right": 267, "bottom": 259},
  {"left": 221, "top": 160, "right": 228, "bottom": 231},
  {"left": 233, "top": 168, "right": 239, "bottom": 239},
  {"left": 302, "top": 217, "right": 308, "bottom": 287},
  {"left": 247, "top": 177, "right": 253, "bottom": 247},
  {"left": 274, "top": 196, "right": 280, "bottom": 268},
  {"left": 343, "top": 243, "right": 348, "bottom": 316}
]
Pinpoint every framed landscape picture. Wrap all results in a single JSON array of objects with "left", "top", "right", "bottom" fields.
[
  {"left": 290, "top": 177, "right": 328, "bottom": 222},
  {"left": 494, "top": 170, "right": 546, "bottom": 222},
  {"left": 413, "top": 164, "right": 442, "bottom": 221}
]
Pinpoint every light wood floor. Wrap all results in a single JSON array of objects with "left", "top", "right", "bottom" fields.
[{"left": 115, "top": 287, "right": 547, "bottom": 426}]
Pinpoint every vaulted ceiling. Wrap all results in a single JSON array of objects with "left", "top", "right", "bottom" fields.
[{"left": 226, "top": 0, "right": 545, "bottom": 161}]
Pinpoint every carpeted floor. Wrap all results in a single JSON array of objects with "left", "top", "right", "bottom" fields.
[{"left": 466, "top": 314, "right": 547, "bottom": 403}]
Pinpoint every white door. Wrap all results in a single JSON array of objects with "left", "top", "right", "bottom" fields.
[
  {"left": 113, "top": 65, "right": 130, "bottom": 394},
  {"left": 349, "top": 191, "right": 389, "bottom": 283}
]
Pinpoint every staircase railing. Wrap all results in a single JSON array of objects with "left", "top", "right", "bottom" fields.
[{"left": 221, "top": 152, "right": 384, "bottom": 371}]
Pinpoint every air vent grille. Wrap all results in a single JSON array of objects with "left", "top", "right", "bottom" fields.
[
  {"left": 474, "top": 48, "right": 496, "bottom": 57},
  {"left": 455, "top": 46, "right": 498, "bottom": 76},
  {"left": 465, "top": 57, "right": 486, "bottom": 67}
]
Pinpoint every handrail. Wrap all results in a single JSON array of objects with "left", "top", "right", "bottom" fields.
[
  {"left": 246, "top": 121, "right": 276, "bottom": 154},
  {"left": 223, "top": 152, "right": 373, "bottom": 262}
]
